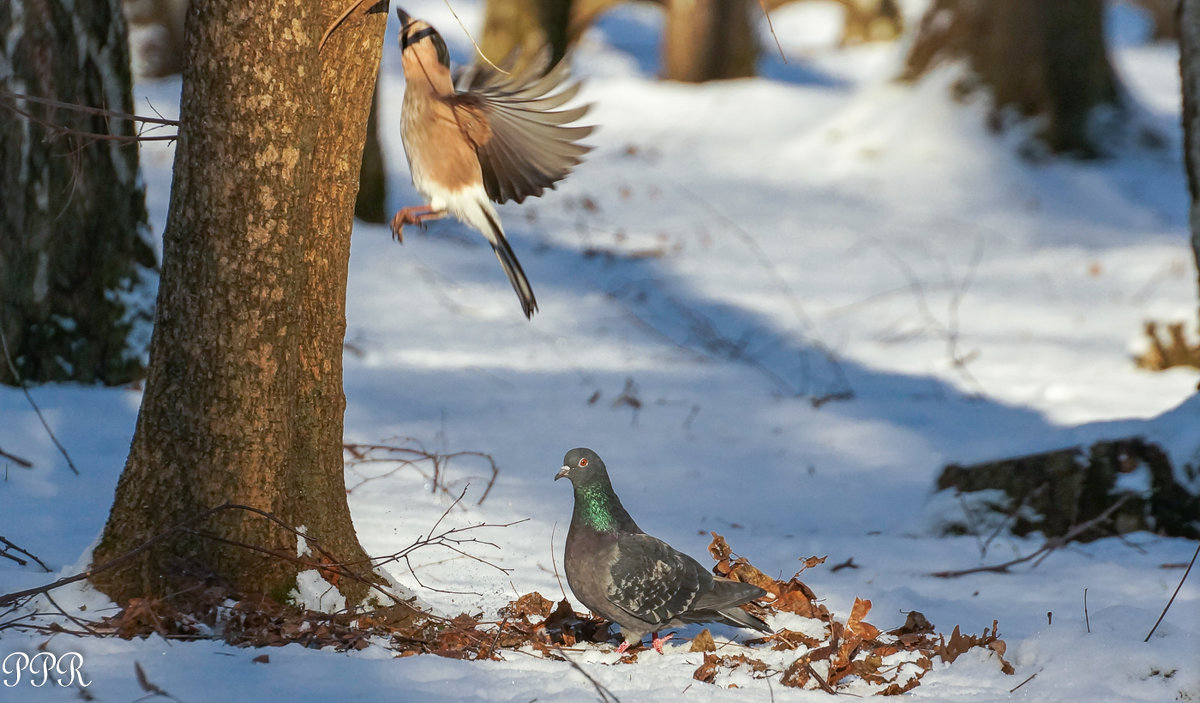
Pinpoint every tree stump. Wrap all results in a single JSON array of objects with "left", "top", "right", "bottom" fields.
[{"left": 935, "top": 438, "right": 1200, "bottom": 540}]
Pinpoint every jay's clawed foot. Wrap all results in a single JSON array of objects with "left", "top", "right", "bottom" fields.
[{"left": 389, "top": 205, "right": 442, "bottom": 242}]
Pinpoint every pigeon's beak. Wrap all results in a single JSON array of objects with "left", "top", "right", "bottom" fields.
[{"left": 554, "top": 466, "right": 570, "bottom": 481}]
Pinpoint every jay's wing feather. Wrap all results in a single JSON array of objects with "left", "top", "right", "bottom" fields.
[{"left": 455, "top": 51, "right": 594, "bottom": 204}]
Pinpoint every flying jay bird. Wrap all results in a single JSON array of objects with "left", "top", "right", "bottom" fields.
[{"left": 391, "top": 8, "right": 594, "bottom": 318}]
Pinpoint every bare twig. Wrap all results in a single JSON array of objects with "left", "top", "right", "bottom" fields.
[
  {"left": 1144, "top": 539, "right": 1199, "bottom": 642},
  {"left": 1009, "top": 671, "right": 1038, "bottom": 693},
  {"left": 930, "top": 494, "right": 1135, "bottom": 578},
  {"left": 0, "top": 89, "right": 178, "bottom": 143},
  {"left": 805, "top": 661, "right": 835, "bottom": 694},
  {"left": 0, "top": 535, "right": 52, "bottom": 572},
  {"left": 1083, "top": 587, "right": 1090, "bottom": 634},
  {"left": 863, "top": 232, "right": 985, "bottom": 395},
  {"left": 551, "top": 521, "right": 568, "bottom": 600},
  {"left": 758, "top": 0, "right": 787, "bottom": 62},
  {"left": 319, "top": 0, "right": 374, "bottom": 52},
  {"left": 664, "top": 182, "right": 852, "bottom": 402},
  {"left": 0, "top": 324, "right": 79, "bottom": 475},
  {"left": 0, "top": 503, "right": 411, "bottom": 609},
  {"left": 441, "top": 0, "right": 511, "bottom": 75},
  {"left": 368, "top": 487, "right": 527, "bottom": 596},
  {"left": 43, "top": 591, "right": 100, "bottom": 635},
  {"left": 0, "top": 447, "right": 33, "bottom": 468},
  {"left": 0, "top": 89, "right": 178, "bottom": 126},
  {"left": 133, "top": 661, "right": 180, "bottom": 702},
  {"left": 344, "top": 440, "right": 501, "bottom": 505},
  {"left": 554, "top": 645, "right": 621, "bottom": 703}
]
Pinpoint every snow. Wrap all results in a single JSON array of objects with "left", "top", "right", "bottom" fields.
[{"left": 2, "top": 1, "right": 1199, "bottom": 700}]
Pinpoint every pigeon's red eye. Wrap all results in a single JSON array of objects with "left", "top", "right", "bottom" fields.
[{"left": 578, "top": 457, "right": 588, "bottom": 468}]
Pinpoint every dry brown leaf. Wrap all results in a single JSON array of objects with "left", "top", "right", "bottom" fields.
[
  {"left": 799, "top": 555, "right": 827, "bottom": 570},
  {"left": 499, "top": 591, "right": 554, "bottom": 620},
  {"left": 690, "top": 628, "right": 716, "bottom": 652},
  {"left": 772, "top": 590, "right": 828, "bottom": 619},
  {"left": 694, "top": 653, "right": 719, "bottom": 683},
  {"left": 767, "top": 628, "right": 822, "bottom": 650},
  {"left": 779, "top": 657, "right": 811, "bottom": 689},
  {"left": 727, "top": 561, "right": 777, "bottom": 593},
  {"left": 890, "top": 610, "right": 935, "bottom": 636},
  {"left": 846, "top": 597, "right": 881, "bottom": 640},
  {"left": 708, "top": 532, "right": 733, "bottom": 561}
]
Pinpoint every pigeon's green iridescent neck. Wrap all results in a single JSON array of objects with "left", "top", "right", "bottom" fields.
[{"left": 574, "top": 482, "right": 620, "bottom": 532}]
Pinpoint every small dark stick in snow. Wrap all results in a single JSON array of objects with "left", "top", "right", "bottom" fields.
[{"left": 555, "top": 447, "right": 772, "bottom": 654}]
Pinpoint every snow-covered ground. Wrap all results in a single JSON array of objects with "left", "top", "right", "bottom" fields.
[{"left": 2, "top": 1, "right": 1198, "bottom": 700}]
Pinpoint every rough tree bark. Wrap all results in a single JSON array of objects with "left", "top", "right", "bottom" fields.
[
  {"left": 91, "top": 1, "right": 387, "bottom": 605},
  {"left": 662, "top": 0, "right": 757, "bottom": 82},
  {"left": 901, "top": 0, "right": 1122, "bottom": 157},
  {"left": 0, "top": 0, "right": 157, "bottom": 386}
]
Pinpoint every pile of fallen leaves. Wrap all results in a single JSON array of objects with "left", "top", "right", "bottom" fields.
[
  {"left": 692, "top": 533, "right": 1015, "bottom": 693},
  {"left": 87, "top": 584, "right": 609, "bottom": 659},
  {"left": 58, "top": 533, "right": 1012, "bottom": 695}
]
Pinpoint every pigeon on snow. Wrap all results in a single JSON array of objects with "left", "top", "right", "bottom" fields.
[{"left": 555, "top": 447, "right": 772, "bottom": 653}]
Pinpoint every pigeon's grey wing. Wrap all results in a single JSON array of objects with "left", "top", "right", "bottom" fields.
[
  {"left": 605, "top": 533, "right": 709, "bottom": 627},
  {"left": 456, "top": 50, "right": 594, "bottom": 205}
]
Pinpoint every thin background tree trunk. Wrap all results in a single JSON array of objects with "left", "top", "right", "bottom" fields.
[
  {"left": 0, "top": 0, "right": 157, "bottom": 386},
  {"left": 480, "top": 0, "right": 574, "bottom": 74},
  {"left": 662, "top": 0, "right": 757, "bottom": 82},
  {"left": 356, "top": 86, "right": 387, "bottom": 224},
  {"left": 92, "top": 0, "right": 387, "bottom": 605},
  {"left": 1181, "top": 0, "right": 1200, "bottom": 329},
  {"left": 902, "top": 0, "right": 1121, "bottom": 157}
]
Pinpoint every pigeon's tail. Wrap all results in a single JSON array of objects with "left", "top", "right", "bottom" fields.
[{"left": 692, "top": 578, "right": 773, "bottom": 634}]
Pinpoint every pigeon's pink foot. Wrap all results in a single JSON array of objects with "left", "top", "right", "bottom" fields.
[
  {"left": 651, "top": 632, "right": 674, "bottom": 654},
  {"left": 615, "top": 641, "right": 631, "bottom": 655}
]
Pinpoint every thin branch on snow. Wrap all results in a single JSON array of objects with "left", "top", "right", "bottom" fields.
[
  {"left": 1144, "top": 539, "right": 1199, "bottom": 641},
  {"left": 0, "top": 325, "right": 80, "bottom": 475},
  {"left": 344, "top": 440, "right": 501, "bottom": 505},
  {"left": 930, "top": 494, "right": 1136, "bottom": 578},
  {"left": 0, "top": 535, "right": 52, "bottom": 572}
]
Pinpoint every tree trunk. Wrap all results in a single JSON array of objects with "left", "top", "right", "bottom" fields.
[
  {"left": 91, "top": 0, "right": 387, "bottom": 606},
  {"left": 356, "top": 85, "right": 387, "bottom": 224},
  {"left": 480, "top": 0, "right": 574, "bottom": 75},
  {"left": 0, "top": 0, "right": 157, "bottom": 386},
  {"left": 662, "top": 0, "right": 757, "bottom": 82},
  {"left": 834, "top": 0, "right": 903, "bottom": 45},
  {"left": 1184, "top": 0, "right": 1200, "bottom": 329},
  {"left": 1134, "top": 0, "right": 1179, "bottom": 41},
  {"left": 123, "top": 0, "right": 188, "bottom": 78},
  {"left": 901, "top": 0, "right": 1121, "bottom": 157}
]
